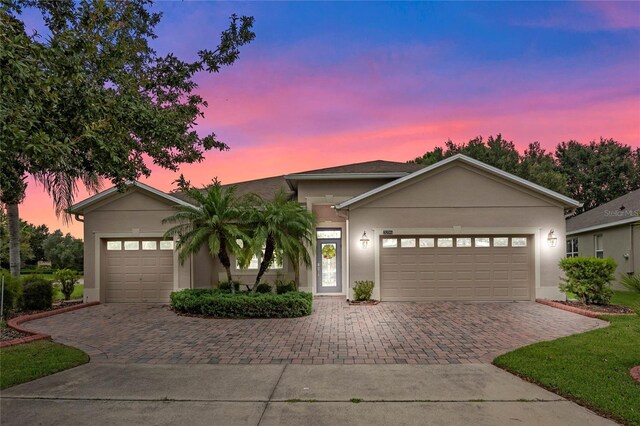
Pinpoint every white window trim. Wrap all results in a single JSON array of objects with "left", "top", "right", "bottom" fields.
[
  {"left": 566, "top": 238, "right": 579, "bottom": 258},
  {"left": 595, "top": 235, "right": 604, "bottom": 258}
]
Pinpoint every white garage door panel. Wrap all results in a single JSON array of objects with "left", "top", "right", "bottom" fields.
[
  {"left": 104, "top": 239, "right": 174, "bottom": 303},
  {"left": 380, "top": 236, "right": 533, "bottom": 301}
]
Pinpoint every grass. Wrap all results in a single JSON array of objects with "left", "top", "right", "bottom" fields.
[
  {"left": 0, "top": 340, "right": 89, "bottom": 389},
  {"left": 494, "top": 290, "right": 640, "bottom": 425},
  {"left": 53, "top": 284, "right": 84, "bottom": 302}
]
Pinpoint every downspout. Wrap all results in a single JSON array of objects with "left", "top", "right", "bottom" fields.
[
  {"left": 74, "top": 213, "right": 84, "bottom": 222},
  {"left": 630, "top": 223, "right": 635, "bottom": 275}
]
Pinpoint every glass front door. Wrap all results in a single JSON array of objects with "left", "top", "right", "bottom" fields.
[{"left": 316, "top": 230, "right": 342, "bottom": 293}]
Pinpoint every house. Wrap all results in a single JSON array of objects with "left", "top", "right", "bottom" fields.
[
  {"left": 69, "top": 154, "right": 581, "bottom": 303},
  {"left": 566, "top": 189, "right": 640, "bottom": 289}
]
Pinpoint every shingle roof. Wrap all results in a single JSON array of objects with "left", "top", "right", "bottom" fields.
[
  {"left": 566, "top": 189, "right": 640, "bottom": 234},
  {"left": 169, "top": 175, "right": 291, "bottom": 204},
  {"left": 292, "top": 160, "right": 424, "bottom": 175}
]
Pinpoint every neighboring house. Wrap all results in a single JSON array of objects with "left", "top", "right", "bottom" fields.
[
  {"left": 566, "top": 189, "right": 640, "bottom": 289},
  {"left": 69, "top": 154, "right": 580, "bottom": 304}
]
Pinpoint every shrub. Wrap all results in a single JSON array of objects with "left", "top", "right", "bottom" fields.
[
  {"left": 170, "top": 289, "right": 313, "bottom": 318},
  {"left": 559, "top": 257, "right": 616, "bottom": 305},
  {"left": 256, "top": 283, "right": 272, "bottom": 293},
  {"left": 218, "top": 280, "right": 241, "bottom": 292},
  {"left": 54, "top": 269, "right": 79, "bottom": 300},
  {"left": 353, "top": 280, "right": 375, "bottom": 301},
  {"left": 275, "top": 279, "right": 296, "bottom": 294},
  {"left": 620, "top": 274, "right": 640, "bottom": 293},
  {"left": 21, "top": 275, "right": 54, "bottom": 310},
  {"left": 0, "top": 270, "right": 22, "bottom": 317}
]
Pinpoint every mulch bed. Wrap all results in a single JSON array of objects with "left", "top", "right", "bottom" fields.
[
  {"left": 536, "top": 298, "right": 636, "bottom": 318},
  {"left": 0, "top": 326, "right": 30, "bottom": 342},
  {"left": 347, "top": 300, "right": 380, "bottom": 306},
  {"left": 558, "top": 300, "right": 635, "bottom": 314}
]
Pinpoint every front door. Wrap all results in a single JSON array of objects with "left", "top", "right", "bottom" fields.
[{"left": 316, "top": 231, "right": 342, "bottom": 293}]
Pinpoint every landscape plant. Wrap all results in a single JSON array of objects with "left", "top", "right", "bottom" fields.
[
  {"left": 163, "top": 183, "right": 252, "bottom": 293},
  {"left": 21, "top": 275, "right": 53, "bottom": 310},
  {"left": 245, "top": 190, "right": 315, "bottom": 291},
  {"left": 559, "top": 257, "right": 616, "bottom": 305},
  {"left": 353, "top": 280, "right": 375, "bottom": 301},
  {"left": 619, "top": 273, "right": 640, "bottom": 293},
  {"left": 53, "top": 268, "right": 79, "bottom": 301}
]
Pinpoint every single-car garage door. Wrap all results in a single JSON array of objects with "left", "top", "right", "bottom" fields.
[
  {"left": 103, "top": 239, "right": 175, "bottom": 303},
  {"left": 380, "top": 235, "right": 533, "bottom": 301}
]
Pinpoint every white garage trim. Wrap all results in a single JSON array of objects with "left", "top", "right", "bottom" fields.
[
  {"left": 371, "top": 227, "right": 542, "bottom": 301},
  {"left": 92, "top": 232, "right": 181, "bottom": 303}
]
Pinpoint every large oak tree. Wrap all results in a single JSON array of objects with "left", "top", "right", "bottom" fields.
[{"left": 0, "top": 0, "right": 255, "bottom": 275}]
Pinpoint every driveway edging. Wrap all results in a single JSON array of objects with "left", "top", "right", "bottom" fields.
[
  {"left": 535, "top": 298, "right": 633, "bottom": 318},
  {"left": 1, "top": 302, "right": 100, "bottom": 348}
]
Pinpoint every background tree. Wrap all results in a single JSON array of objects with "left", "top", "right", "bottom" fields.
[
  {"left": 556, "top": 139, "right": 639, "bottom": 214},
  {"left": 518, "top": 142, "right": 567, "bottom": 195},
  {"left": 163, "top": 183, "right": 248, "bottom": 291},
  {"left": 0, "top": 1, "right": 255, "bottom": 276},
  {"left": 42, "top": 230, "right": 83, "bottom": 271}
]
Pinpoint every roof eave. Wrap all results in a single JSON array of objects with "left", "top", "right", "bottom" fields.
[{"left": 566, "top": 216, "right": 640, "bottom": 236}]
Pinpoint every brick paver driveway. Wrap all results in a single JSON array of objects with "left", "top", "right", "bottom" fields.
[{"left": 25, "top": 297, "right": 605, "bottom": 365}]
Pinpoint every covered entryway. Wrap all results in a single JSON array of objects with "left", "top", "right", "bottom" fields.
[
  {"left": 379, "top": 235, "right": 534, "bottom": 301},
  {"left": 103, "top": 239, "right": 175, "bottom": 303}
]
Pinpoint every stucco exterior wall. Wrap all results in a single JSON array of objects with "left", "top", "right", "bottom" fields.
[
  {"left": 296, "top": 179, "right": 396, "bottom": 203},
  {"left": 345, "top": 164, "right": 568, "bottom": 301},
  {"left": 82, "top": 188, "right": 191, "bottom": 302},
  {"left": 569, "top": 223, "right": 638, "bottom": 290}
]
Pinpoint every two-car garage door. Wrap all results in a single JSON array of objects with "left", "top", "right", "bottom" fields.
[
  {"left": 103, "top": 239, "right": 175, "bottom": 303},
  {"left": 380, "top": 235, "right": 533, "bottom": 301}
]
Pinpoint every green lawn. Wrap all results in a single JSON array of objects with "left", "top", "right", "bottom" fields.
[
  {"left": 494, "top": 291, "right": 640, "bottom": 425},
  {"left": 0, "top": 340, "right": 89, "bottom": 389},
  {"left": 53, "top": 284, "right": 84, "bottom": 301}
]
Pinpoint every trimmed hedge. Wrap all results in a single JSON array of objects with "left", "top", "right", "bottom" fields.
[
  {"left": 170, "top": 289, "right": 313, "bottom": 318},
  {"left": 21, "top": 275, "right": 53, "bottom": 310}
]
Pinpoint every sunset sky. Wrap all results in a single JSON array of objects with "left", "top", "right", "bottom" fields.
[{"left": 19, "top": 1, "right": 640, "bottom": 238}]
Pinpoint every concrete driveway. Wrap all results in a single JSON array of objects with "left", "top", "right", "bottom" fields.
[
  {"left": 22, "top": 297, "right": 605, "bottom": 365},
  {"left": 1, "top": 363, "right": 613, "bottom": 425}
]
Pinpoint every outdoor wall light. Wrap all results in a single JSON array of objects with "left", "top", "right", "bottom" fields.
[
  {"left": 360, "top": 231, "right": 370, "bottom": 249},
  {"left": 547, "top": 229, "right": 558, "bottom": 247}
]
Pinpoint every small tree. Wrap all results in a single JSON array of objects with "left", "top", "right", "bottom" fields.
[
  {"left": 246, "top": 190, "right": 315, "bottom": 291},
  {"left": 163, "top": 183, "right": 249, "bottom": 293},
  {"left": 559, "top": 257, "right": 617, "bottom": 305},
  {"left": 54, "top": 268, "right": 79, "bottom": 301}
]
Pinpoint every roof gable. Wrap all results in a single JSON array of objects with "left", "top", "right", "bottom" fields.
[
  {"left": 291, "top": 160, "right": 424, "bottom": 175},
  {"left": 69, "top": 181, "right": 191, "bottom": 214},
  {"left": 336, "top": 154, "right": 581, "bottom": 210}
]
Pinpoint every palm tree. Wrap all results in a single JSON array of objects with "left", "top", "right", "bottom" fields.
[
  {"left": 247, "top": 190, "right": 315, "bottom": 291},
  {"left": 163, "top": 183, "right": 248, "bottom": 291}
]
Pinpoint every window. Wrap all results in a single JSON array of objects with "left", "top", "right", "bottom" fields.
[
  {"left": 382, "top": 238, "right": 397, "bottom": 248},
  {"left": 511, "top": 237, "right": 527, "bottom": 247},
  {"left": 437, "top": 238, "right": 453, "bottom": 247},
  {"left": 475, "top": 237, "right": 490, "bottom": 248},
  {"left": 317, "top": 230, "right": 341, "bottom": 239},
  {"left": 419, "top": 238, "right": 434, "bottom": 248},
  {"left": 124, "top": 241, "right": 139, "bottom": 250},
  {"left": 142, "top": 241, "right": 157, "bottom": 250},
  {"left": 106, "top": 241, "right": 122, "bottom": 251},
  {"left": 595, "top": 235, "right": 604, "bottom": 258},
  {"left": 235, "top": 249, "right": 282, "bottom": 270},
  {"left": 566, "top": 239, "right": 579, "bottom": 258},
  {"left": 159, "top": 241, "right": 174, "bottom": 250},
  {"left": 493, "top": 237, "right": 509, "bottom": 247},
  {"left": 401, "top": 238, "right": 416, "bottom": 248},
  {"left": 456, "top": 237, "right": 471, "bottom": 248}
]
